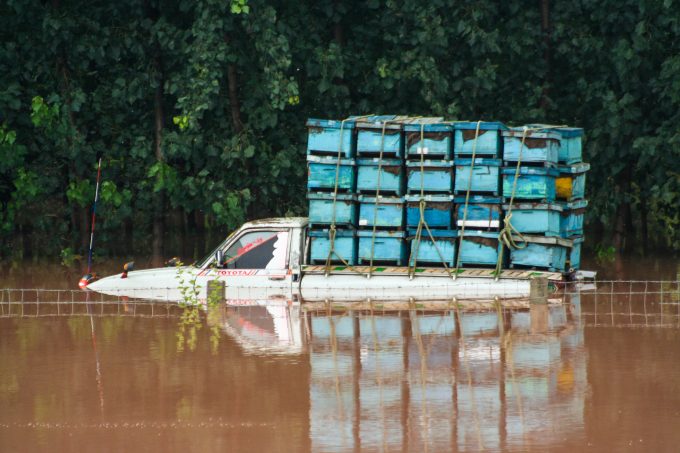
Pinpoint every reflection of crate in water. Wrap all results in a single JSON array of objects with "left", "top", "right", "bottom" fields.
[
  {"left": 405, "top": 194, "right": 454, "bottom": 229},
  {"left": 306, "top": 118, "right": 357, "bottom": 158},
  {"left": 307, "top": 156, "right": 356, "bottom": 192},
  {"left": 356, "top": 158, "right": 404, "bottom": 195},
  {"left": 405, "top": 122, "right": 453, "bottom": 160},
  {"left": 408, "top": 229, "right": 457, "bottom": 267},
  {"left": 309, "top": 229, "right": 357, "bottom": 265},
  {"left": 308, "top": 192, "right": 357, "bottom": 227}
]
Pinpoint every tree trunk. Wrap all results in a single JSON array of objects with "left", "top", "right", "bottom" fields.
[
  {"left": 539, "top": 0, "right": 551, "bottom": 111},
  {"left": 227, "top": 63, "right": 244, "bottom": 134},
  {"left": 152, "top": 48, "right": 165, "bottom": 266}
]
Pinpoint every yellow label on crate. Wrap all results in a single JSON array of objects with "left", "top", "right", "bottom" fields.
[{"left": 556, "top": 176, "right": 573, "bottom": 199}]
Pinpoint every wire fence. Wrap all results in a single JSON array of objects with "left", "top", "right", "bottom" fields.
[{"left": 0, "top": 281, "right": 679, "bottom": 328}]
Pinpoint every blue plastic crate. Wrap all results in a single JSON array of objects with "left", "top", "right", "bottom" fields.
[
  {"left": 307, "top": 192, "right": 357, "bottom": 227},
  {"left": 356, "top": 116, "right": 404, "bottom": 157},
  {"left": 509, "top": 236, "right": 572, "bottom": 272},
  {"left": 453, "top": 121, "right": 507, "bottom": 157},
  {"left": 356, "top": 158, "right": 404, "bottom": 195},
  {"left": 560, "top": 200, "right": 588, "bottom": 237},
  {"left": 358, "top": 195, "right": 405, "bottom": 228},
  {"left": 502, "top": 202, "right": 563, "bottom": 236},
  {"left": 309, "top": 229, "right": 357, "bottom": 264},
  {"left": 306, "top": 118, "right": 356, "bottom": 158},
  {"left": 556, "top": 162, "right": 589, "bottom": 201},
  {"left": 357, "top": 230, "right": 407, "bottom": 265},
  {"left": 526, "top": 124, "right": 584, "bottom": 164},
  {"left": 408, "top": 229, "right": 457, "bottom": 267},
  {"left": 405, "top": 194, "right": 454, "bottom": 229},
  {"left": 406, "top": 160, "right": 454, "bottom": 193},
  {"left": 569, "top": 236, "right": 584, "bottom": 270},
  {"left": 405, "top": 122, "right": 453, "bottom": 160},
  {"left": 502, "top": 166, "right": 559, "bottom": 201},
  {"left": 454, "top": 195, "right": 502, "bottom": 229},
  {"left": 457, "top": 231, "right": 502, "bottom": 267},
  {"left": 454, "top": 158, "right": 501, "bottom": 194},
  {"left": 307, "top": 156, "right": 356, "bottom": 192},
  {"left": 503, "top": 129, "right": 560, "bottom": 165}
]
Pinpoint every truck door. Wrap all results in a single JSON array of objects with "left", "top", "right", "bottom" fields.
[{"left": 199, "top": 228, "right": 293, "bottom": 294}]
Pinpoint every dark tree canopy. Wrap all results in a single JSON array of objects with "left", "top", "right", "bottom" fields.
[{"left": 1, "top": 0, "right": 679, "bottom": 263}]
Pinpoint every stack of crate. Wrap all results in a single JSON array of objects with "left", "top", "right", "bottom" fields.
[
  {"left": 404, "top": 120, "right": 456, "bottom": 267},
  {"left": 355, "top": 116, "right": 408, "bottom": 266},
  {"left": 501, "top": 126, "right": 589, "bottom": 272},
  {"left": 453, "top": 122, "right": 506, "bottom": 268},
  {"left": 306, "top": 117, "right": 359, "bottom": 265}
]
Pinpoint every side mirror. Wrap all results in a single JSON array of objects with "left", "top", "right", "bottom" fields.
[{"left": 215, "top": 250, "right": 223, "bottom": 267}]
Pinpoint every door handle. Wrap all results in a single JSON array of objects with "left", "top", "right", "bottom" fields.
[{"left": 269, "top": 276, "right": 286, "bottom": 281}]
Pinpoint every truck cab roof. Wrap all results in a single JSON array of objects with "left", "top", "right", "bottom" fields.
[{"left": 240, "top": 217, "right": 308, "bottom": 229}]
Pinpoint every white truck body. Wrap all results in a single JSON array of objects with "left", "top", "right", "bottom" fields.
[{"left": 88, "top": 217, "right": 563, "bottom": 302}]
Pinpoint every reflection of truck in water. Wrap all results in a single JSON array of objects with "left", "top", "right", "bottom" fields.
[
  {"left": 215, "top": 293, "right": 586, "bottom": 451},
  {"left": 87, "top": 217, "right": 572, "bottom": 302}
]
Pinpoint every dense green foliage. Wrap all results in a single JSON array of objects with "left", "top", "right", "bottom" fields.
[{"left": 1, "top": 0, "right": 679, "bottom": 263}]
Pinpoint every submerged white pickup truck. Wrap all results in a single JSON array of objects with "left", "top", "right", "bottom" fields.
[{"left": 87, "top": 217, "right": 567, "bottom": 302}]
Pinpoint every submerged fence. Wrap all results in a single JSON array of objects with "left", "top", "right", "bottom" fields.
[{"left": 0, "top": 281, "right": 679, "bottom": 328}]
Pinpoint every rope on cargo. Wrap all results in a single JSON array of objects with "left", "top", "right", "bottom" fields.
[
  {"left": 408, "top": 121, "right": 455, "bottom": 280},
  {"left": 324, "top": 115, "right": 372, "bottom": 277},
  {"left": 453, "top": 120, "right": 483, "bottom": 279},
  {"left": 494, "top": 126, "right": 531, "bottom": 280},
  {"left": 367, "top": 120, "right": 390, "bottom": 279}
]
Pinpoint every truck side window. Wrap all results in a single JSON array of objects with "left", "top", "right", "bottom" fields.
[{"left": 221, "top": 230, "right": 288, "bottom": 270}]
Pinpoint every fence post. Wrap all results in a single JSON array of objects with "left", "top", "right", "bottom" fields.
[{"left": 530, "top": 277, "right": 548, "bottom": 305}]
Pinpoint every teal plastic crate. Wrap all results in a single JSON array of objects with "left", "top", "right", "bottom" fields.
[
  {"left": 503, "top": 129, "right": 560, "bottom": 165},
  {"left": 502, "top": 166, "right": 559, "bottom": 201},
  {"left": 557, "top": 162, "right": 590, "bottom": 201},
  {"left": 408, "top": 229, "right": 457, "bottom": 267},
  {"left": 356, "top": 116, "right": 404, "bottom": 157},
  {"left": 560, "top": 199, "right": 588, "bottom": 237},
  {"left": 307, "top": 156, "right": 356, "bottom": 192},
  {"left": 356, "top": 158, "right": 404, "bottom": 195},
  {"left": 526, "top": 124, "right": 584, "bottom": 164},
  {"left": 306, "top": 118, "right": 356, "bottom": 158},
  {"left": 405, "top": 194, "right": 454, "bottom": 229},
  {"left": 358, "top": 195, "right": 405, "bottom": 228},
  {"left": 309, "top": 229, "right": 357, "bottom": 264},
  {"left": 509, "top": 236, "right": 573, "bottom": 272},
  {"left": 405, "top": 122, "right": 453, "bottom": 160},
  {"left": 454, "top": 158, "right": 501, "bottom": 194},
  {"left": 454, "top": 195, "right": 502, "bottom": 229},
  {"left": 406, "top": 160, "right": 454, "bottom": 193},
  {"left": 357, "top": 230, "right": 407, "bottom": 265},
  {"left": 453, "top": 121, "right": 507, "bottom": 157},
  {"left": 307, "top": 192, "right": 357, "bottom": 227},
  {"left": 568, "top": 236, "right": 584, "bottom": 270},
  {"left": 457, "top": 231, "right": 502, "bottom": 267},
  {"left": 502, "top": 202, "right": 563, "bottom": 236}
]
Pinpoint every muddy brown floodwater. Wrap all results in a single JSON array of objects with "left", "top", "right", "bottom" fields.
[{"left": 0, "top": 256, "right": 679, "bottom": 452}]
